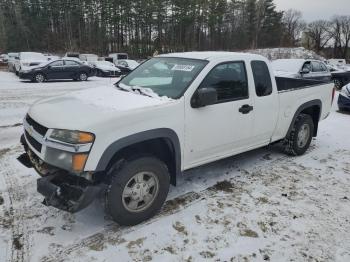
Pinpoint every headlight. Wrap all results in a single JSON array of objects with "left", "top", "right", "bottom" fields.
[
  {"left": 22, "top": 62, "right": 30, "bottom": 67},
  {"left": 20, "top": 69, "right": 31, "bottom": 73},
  {"left": 49, "top": 129, "right": 95, "bottom": 144}
]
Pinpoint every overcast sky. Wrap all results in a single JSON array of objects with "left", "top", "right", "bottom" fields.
[{"left": 274, "top": 0, "right": 350, "bottom": 22}]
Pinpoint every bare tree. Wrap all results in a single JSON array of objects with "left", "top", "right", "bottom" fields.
[
  {"left": 282, "top": 9, "right": 306, "bottom": 46},
  {"left": 340, "top": 16, "right": 350, "bottom": 59},
  {"left": 306, "top": 20, "right": 332, "bottom": 52}
]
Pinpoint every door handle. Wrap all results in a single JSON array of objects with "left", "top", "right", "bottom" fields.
[{"left": 239, "top": 104, "right": 253, "bottom": 114}]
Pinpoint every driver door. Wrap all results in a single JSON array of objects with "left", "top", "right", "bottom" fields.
[
  {"left": 184, "top": 61, "right": 254, "bottom": 169},
  {"left": 46, "top": 60, "right": 65, "bottom": 79}
]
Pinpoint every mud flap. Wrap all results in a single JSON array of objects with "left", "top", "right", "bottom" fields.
[{"left": 37, "top": 173, "right": 103, "bottom": 213}]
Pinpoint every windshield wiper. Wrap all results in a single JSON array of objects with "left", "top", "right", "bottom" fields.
[
  {"left": 116, "top": 83, "right": 155, "bottom": 98},
  {"left": 115, "top": 83, "right": 131, "bottom": 92},
  {"left": 130, "top": 86, "right": 154, "bottom": 98}
]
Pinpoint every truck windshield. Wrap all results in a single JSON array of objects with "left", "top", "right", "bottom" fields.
[{"left": 117, "top": 57, "right": 208, "bottom": 99}]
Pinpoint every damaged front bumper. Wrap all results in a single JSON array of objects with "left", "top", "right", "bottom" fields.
[
  {"left": 18, "top": 135, "right": 104, "bottom": 213},
  {"left": 37, "top": 172, "right": 103, "bottom": 213}
]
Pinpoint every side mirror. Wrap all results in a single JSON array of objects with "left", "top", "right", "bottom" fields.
[
  {"left": 300, "top": 68, "right": 310, "bottom": 74},
  {"left": 191, "top": 87, "right": 218, "bottom": 108}
]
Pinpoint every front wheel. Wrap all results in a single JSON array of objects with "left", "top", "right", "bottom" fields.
[
  {"left": 78, "top": 72, "right": 88, "bottom": 81},
  {"left": 105, "top": 156, "right": 170, "bottom": 226},
  {"left": 284, "top": 114, "right": 314, "bottom": 156},
  {"left": 34, "top": 73, "right": 45, "bottom": 83}
]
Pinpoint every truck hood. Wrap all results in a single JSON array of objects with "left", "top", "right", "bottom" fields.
[{"left": 28, "top": 85, "right": 174, "bottom": 130}]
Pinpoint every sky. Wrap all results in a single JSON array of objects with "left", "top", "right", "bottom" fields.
[{"left": 274, "top": 0, "right": 350, "bottom": 22}]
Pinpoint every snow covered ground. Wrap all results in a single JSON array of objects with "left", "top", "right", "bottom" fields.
[{"left": 0, "top": 71, "right": 350, "bottom": 262}]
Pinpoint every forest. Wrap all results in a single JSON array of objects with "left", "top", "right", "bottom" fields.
[{"left": 0, "top": 0, "right": 349, "bottom": 59}]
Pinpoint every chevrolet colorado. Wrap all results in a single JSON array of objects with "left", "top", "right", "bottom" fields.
[{"left": 18, "top": 52, "right": 335, "bottom": 226}]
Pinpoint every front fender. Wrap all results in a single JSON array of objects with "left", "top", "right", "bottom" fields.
[{"left": 95, "top": 128, "right": 181, "bottom": 176}]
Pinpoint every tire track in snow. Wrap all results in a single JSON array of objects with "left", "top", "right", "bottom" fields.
[
  {"left": 0, "top": 146, "right": 31, "bottom": 262},
  {"left": 39, "top": 151, "right": 295, "bottom": 262}
]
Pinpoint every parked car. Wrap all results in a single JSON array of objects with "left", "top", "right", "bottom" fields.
[
  {"left": 0, "top": 54, "right": 9, "bottom": 62},
  {"left": 327, "top": 59, "right": 347, "bottom": 67},
  {"left": 109, "top": 53, "right": 128, "bottom": 64},
  {"left": 7, "top": 53, "right": 19, "bottom": 72},
  {"left": 79, "top": 54, "right": 98, "bottom": 63},
  {"left": 64, "top": 52, "right": 80, "bottom": 59},
  {"left": 14, "top": 52, "right": 48, "bottom": 75},
  {"left": 338, "top": 83, "right": 350, "bottom": 111},
  {"left": 91, "top": 61, "right": 121, "bottom": 77},
  {"left": 272, "top": 59, "right": 332, "bottom": 82},
  {"left": 18, "top": 59, "right": 94, "bottom": 82},
  {"left": 115, "top": 59, "right": 140, "bottom": 74},
  {"left": 19, "top": 52, "right": 334, "bottom": 226}
]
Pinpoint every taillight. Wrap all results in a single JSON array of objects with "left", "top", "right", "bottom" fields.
[{"left": 331, "top": 87, "right": 336, "bottom": 104}]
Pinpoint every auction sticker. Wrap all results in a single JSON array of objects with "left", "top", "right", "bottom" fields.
[{"left": 171, "top": 64, "right": 195, "bottom": 72}]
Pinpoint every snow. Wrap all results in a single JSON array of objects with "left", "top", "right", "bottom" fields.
[
  {"left": 1, "top": 71, "right": 350, "bottom": 261},
  {"left": 271, "top": 59, "right": 305, "bottom": 73},
  {"left": 246, "top": 47, "right": 326, "bottom": 61}
]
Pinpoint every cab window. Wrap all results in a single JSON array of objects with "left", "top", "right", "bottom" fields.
[{"left": 199, "top": 61, "right": 248, "bottom": 103}]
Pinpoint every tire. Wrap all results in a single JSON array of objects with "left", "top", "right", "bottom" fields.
[
  {"left": 78, "top": 72, "right": 88, "bottom": 81},
  {"left": 34, "top": 73, "right": 45, "bottom": 83},
  {"left": 334, "top": 79, "right": 343, "bottom": 90},
  {"left": 105, "top": 156, "right": 170, "bottom": 226},
  {"left": 284, "top": 114, "right": 314, "bottom": 156}
]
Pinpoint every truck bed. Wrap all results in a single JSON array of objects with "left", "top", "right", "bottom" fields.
[{"left": 275, "top": 77, "right": 331, "bottom": 92}]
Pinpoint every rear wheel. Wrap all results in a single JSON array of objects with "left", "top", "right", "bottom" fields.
[
  {"left": 78, "top": 72, "right": 88, "bottom": 81},
  {"left": 105, "top": 156, "right": 170, "bottom": 226},
  {"left": 284, "top": 114, "right": 314, "bottom": 156},
  {"left": 34, "top": 73, "right": 45, "bottom": 83}
]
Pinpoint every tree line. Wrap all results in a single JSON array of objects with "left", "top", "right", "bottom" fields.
[{"left": 0, "top": 0, "right": 349, "bottom": 60}]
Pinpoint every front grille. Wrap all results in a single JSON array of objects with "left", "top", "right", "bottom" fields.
[
  {"left": 25, "top": 130, "right": 42, "bottom": 152},
  {"left": 26, "top": 114, "right": 48, "bottom": 136}
]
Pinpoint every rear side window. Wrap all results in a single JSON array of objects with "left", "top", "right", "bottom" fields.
[
  {"left": 65, "top": 60, "right": 80, "bottom": 66},
  {"left": 311, "top": 61, "right": 322, "bottom": 72},
  {"left": 199, "top": 61, "right": 248, "bottom": 102},
  {"left": 251, "top": 61, "right": 272, "bottom": 97},
  {"left": 50, "top": 60, "right": 64, "bottom": 67}
]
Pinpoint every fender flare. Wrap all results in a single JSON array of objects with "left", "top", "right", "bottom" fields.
[
  {"left": 286, "top": 99, "right": 322, "bottom": 137},
  {"left": 95, "top": 128, "right": 181, "bottom": 181}
]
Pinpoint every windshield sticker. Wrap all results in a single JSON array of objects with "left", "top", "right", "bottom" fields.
[{"left": 171, "top": 64, "right": 195, "bottom": 72}]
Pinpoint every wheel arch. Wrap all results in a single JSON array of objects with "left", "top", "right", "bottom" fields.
[
  {"left": 95, "top": 128, "right": 181, "bottom": 186},
  {"left": 286, "top": 99, "right": 322, "bottom": 138}
]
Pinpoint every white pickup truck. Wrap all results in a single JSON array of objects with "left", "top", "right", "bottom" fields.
[{"left": 18, "top": 52, "right": 335, "bottom": 226}]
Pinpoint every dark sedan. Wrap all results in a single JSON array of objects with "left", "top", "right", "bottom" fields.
[
  {"left": 19, "top": 59, "right": 94, "bottom": 82},
  {"left": 338, "top": 84, "right": 350, "bottom": 111}
]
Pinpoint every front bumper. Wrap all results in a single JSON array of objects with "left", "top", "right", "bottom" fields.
[
  {"left": 18, "top": 71, "right": 34, "bottom": 80},
  {"left": 99, "top": 70, "right": 121, "bottom": 77},
  {"left": 19, "top": 114, "right": 103, "bottom": 213},
  {"left": 19, "top": 136, "right": 104, "bottom": 213},
  {"left": 37, "top": 172, "right": 103, "bottom": 213},
  {"left": 338, "top": 94, "right": 350, "bottom": 109}
]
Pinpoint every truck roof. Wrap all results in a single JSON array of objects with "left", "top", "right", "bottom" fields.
[{"left": 158, "top": 51, "right": 266, "bottom": 61}]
